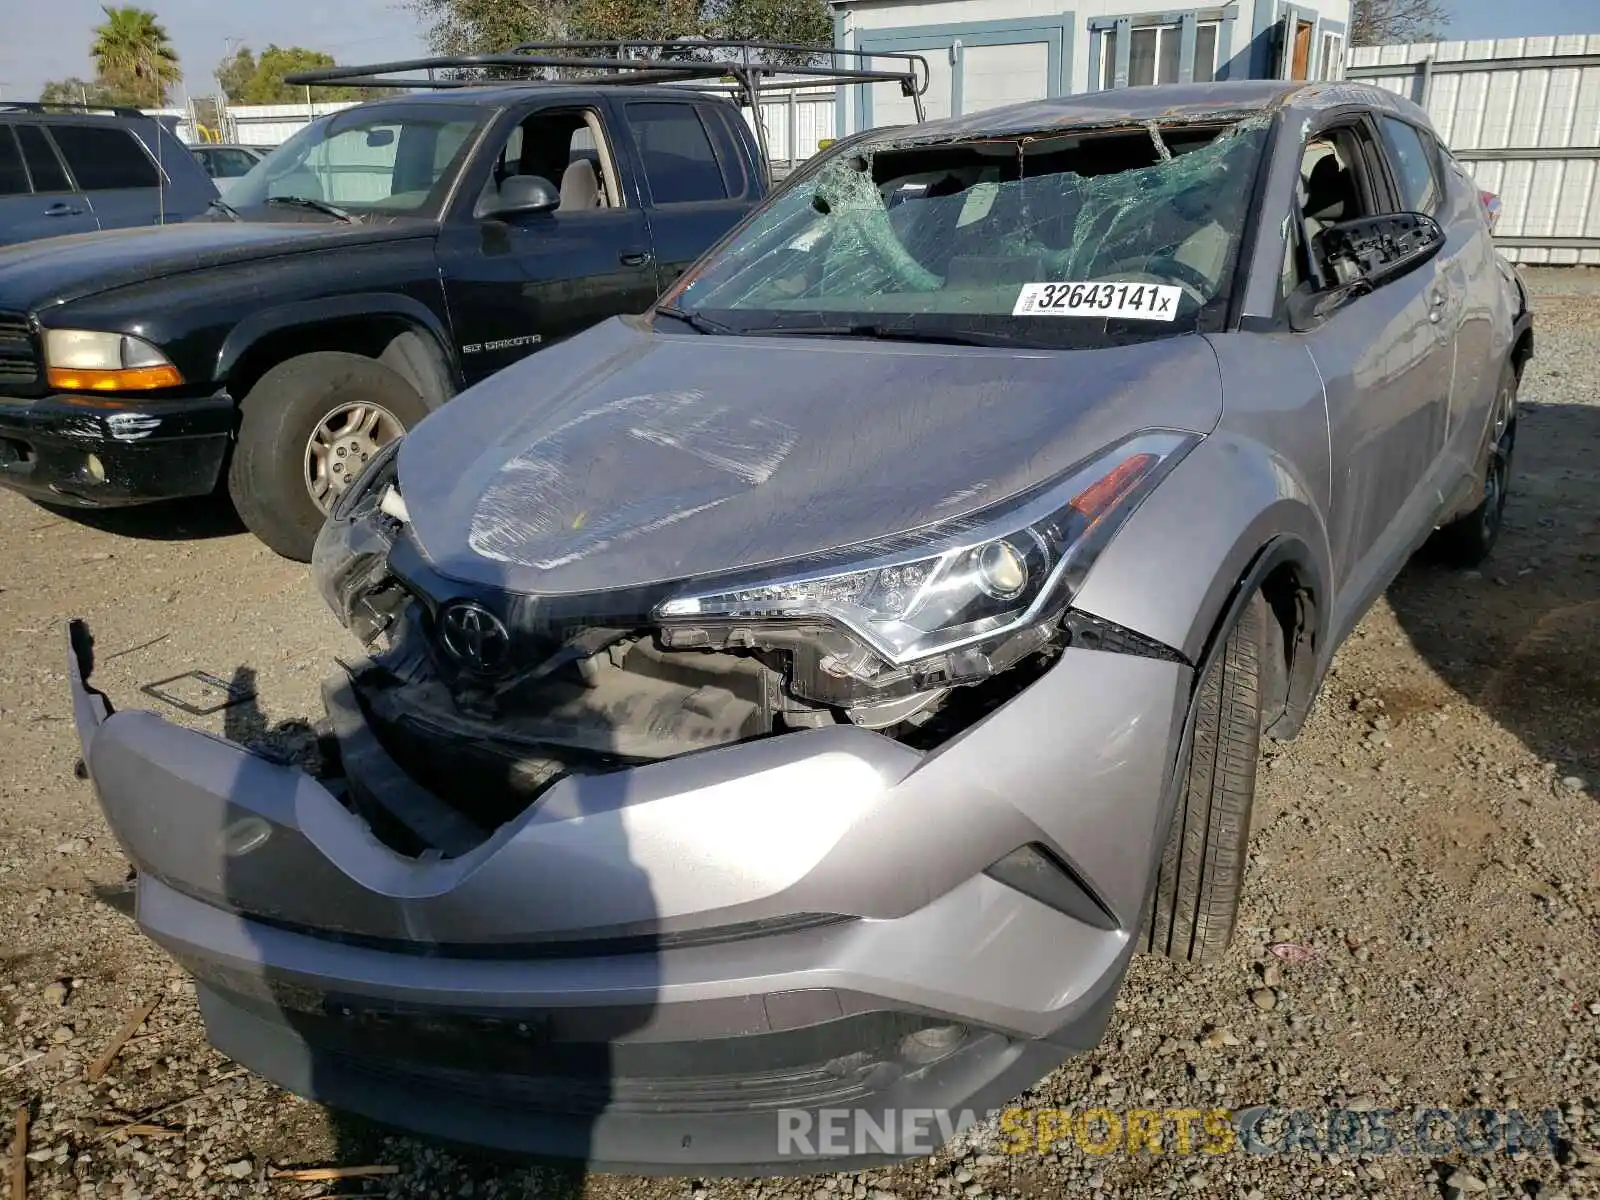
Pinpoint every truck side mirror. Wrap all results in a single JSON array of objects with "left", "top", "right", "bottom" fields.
[{"left": 485, "top": 174, "right": 561, "bottom": 218}]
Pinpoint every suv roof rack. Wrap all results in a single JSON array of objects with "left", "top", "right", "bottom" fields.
[
  {"left": 286, "top": 39, "right": 930, "bottom": 165},
  {"left": 0, "top": 100, "right": 154, "bottom": 119}
]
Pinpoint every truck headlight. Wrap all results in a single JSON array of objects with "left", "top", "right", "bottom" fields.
[{"left": 44, "top": 330, "right": 183, "bottom": 391}]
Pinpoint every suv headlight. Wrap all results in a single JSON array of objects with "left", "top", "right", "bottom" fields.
[
  {"left": 656, "top": 430, "right": 1196, "bottom": 667},
  {"left": 44, "top": 330, "right": 183, "bottom": 391}
]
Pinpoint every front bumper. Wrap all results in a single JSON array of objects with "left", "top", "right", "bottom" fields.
[
  {"left": 68, "top": 619, "right": 1192, "bottom": 1173},
  {"left": 0, "top": 391, "right": 232, "bottom": 506}
]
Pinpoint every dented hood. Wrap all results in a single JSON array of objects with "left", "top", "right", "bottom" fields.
[{"left": 398, "top": 317, "right": 1223, "bottom": 596}]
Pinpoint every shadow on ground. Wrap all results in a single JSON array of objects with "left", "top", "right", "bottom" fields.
[
  {"left": 1387, "top": 399, "right": 1600, "bottom": 780},
  {"left": 37, "top": 495, "right": 245, "bottom": 543}
]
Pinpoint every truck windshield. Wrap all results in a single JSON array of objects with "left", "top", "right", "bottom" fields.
[
  {"left": 228, "top": 107, "right": 483, "bottom": 219},
  {"left": 670, "top": 116, "right": 1269, "bottom": 349}
]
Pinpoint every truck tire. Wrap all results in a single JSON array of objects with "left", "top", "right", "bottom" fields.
[
  {"left": 1143, "top": 590, "right": 1266, "bottom": 965},
  {"left": 1428, "top": 360, "right": 1517, "bottom": 569},
  {"left": 228, "top": 351, "right": 428, "bottom": 561}
]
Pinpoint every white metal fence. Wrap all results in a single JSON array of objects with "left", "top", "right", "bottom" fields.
[{"left": 1348, "top": 35, "right": 1600, "bottom": 264}]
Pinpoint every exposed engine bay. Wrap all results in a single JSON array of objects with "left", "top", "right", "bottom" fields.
[{"left": 336, "top": 588, "right": 1068, "bottom": 847}]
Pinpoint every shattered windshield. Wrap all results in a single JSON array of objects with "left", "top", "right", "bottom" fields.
[{"left": 672, "top": 116, "right": 1269, "bottom": 348}]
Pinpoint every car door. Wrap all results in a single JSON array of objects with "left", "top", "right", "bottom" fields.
[
  {"left": 1382, "top": 117, "right": 1500, "bottom": 487},
  {"left": 1289, "top": 115, "right": 1455, "bottom": 620},
  {"left": 438, "top": 102, "right": 660, "bottom": 385},
  {"left": 609, "top": 98, "right": 760, "bottom": 293},
  {"left": 45, "top": 121, "right": 170, "bottom": 231},
  {"left": 0, "top": 122, "right": 99, "bottom": 242}
]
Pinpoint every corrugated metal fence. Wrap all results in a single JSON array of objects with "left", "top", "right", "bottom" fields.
[{"left": 1348, "top": 35, "right": 1600, "bottom": 265}]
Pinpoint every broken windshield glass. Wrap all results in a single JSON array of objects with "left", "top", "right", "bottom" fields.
[{"left": 674, "top": 116, "right": 1270, "bottom": 346}]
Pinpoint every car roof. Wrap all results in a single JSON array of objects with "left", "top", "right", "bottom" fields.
[
  {"left": 344, "top": 83, "right": 740, "bottom": 113},
  {"left": 864, "top": 79, "right": 1435, "bottom": 144}
]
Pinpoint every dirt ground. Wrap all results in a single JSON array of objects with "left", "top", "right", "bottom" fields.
[{"left": 0, "top": 273, "right": 1597, "bottom": 1200}]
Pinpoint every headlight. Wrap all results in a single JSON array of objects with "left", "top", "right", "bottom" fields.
[
  {"left": 656, "top": 431, "right": 1196, "bottom": 667},
  {"left": 44, "top": 329, "right": 183, "bottom": 391}
]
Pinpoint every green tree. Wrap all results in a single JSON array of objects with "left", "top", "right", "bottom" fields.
[
  {"left": 409, "top": 0, "right": 830, "bottom": 59},
  {"left": 39, "top": 76, "right": 140, "bottom": 106},
  {"left": 217, "top": 44, "right": 394, "bottom": 104},
  {"left": 90, "top": 6, "right": 181, "bottom": 106},
  {"left": 215, "top": 46, "right": 256, "bottom": 102}
]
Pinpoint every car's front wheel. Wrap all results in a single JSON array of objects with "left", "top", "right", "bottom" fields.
[
  {"left": 1143, "top": 590, "right": 1267, "bottom": 965},
  {"left": 228, "top": 351, "right": 428, "bottom": 561}
]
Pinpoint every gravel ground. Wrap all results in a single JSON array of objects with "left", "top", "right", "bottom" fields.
[{"left": 1, "top": 271, "right": 1598, "bottom": 1200}]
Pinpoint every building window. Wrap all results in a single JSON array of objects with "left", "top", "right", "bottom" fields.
[
  {"left": 1318, "top": 32, "right": 1344, "bottom": 80},
  {"left": 1099, "top": 21, "right": 1220, "bottom": 89}
]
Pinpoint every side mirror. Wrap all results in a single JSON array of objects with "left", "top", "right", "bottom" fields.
[
  {"left": 1315, "top": 211, "right": 1445, "bottom": 291},
  {"left": 484, "top": 174, "right": 561, "bottom": 218}
]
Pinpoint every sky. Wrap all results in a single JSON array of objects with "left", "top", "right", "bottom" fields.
[
  {"left": 0, "top": 0, "right": 428, "bottom": 103},
  {"left": 0, "top": 0, "right": 1586, "bottom": 103}
]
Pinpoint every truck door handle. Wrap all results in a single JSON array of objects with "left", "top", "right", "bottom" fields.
[
  {"left": 44, "top": 202, "right": 83, "bottom": 217},
  {"left": 619, "top": 250, "right": 653, "bottom": 267}
]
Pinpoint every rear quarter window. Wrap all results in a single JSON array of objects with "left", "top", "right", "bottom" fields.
[
  {"left": 700, "top": 105, "right": 751, "bottom": 198},
  {"left": 0, "top": 127, "right": 28, "bottom": 195},
  {"left": 1377, "top": 116, "right": 1440, "bottom": 215},
  {"left": 14, "top": 125, "right": 71, "bottom": 193},
  {"left": 48, "top": 125, "right": 162, "bottom": 190}
]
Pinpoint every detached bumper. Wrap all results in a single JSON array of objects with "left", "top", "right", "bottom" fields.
[
  {"left": 67, "top": 619, "right": 1191, "bottom": 1173},
  {"left": 0, "top": 392, "right": 231, "bottom": 506}
]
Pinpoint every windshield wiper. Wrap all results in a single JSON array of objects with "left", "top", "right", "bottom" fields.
[
  {"left": 265, "top": 195, "right": 357, "bottom": 223},
  {"left": 653, "top": 304, "right": 736, "bottom": 335},
  {"left": 748, "top": 323, "right": 1028, "bottom": 348},
  {"left": 206, "top": 197, "right": 242, "bottom": 222}
]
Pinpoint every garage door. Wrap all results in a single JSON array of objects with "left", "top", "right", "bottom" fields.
[
  {"left": 960, "top": 42, "right": 1051, "bottom": 114},
  {"left": 870, "top": 49, "right": 953, "bottom": 127}
]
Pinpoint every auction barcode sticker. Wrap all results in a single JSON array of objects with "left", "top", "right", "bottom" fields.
[{"left": 1013, "top": 281, "right": 1183, "bottom": 321}]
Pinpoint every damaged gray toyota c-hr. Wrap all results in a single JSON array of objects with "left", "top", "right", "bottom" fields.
[{"left": 68, "top": 79, "right": 1531, "bottom": 1173}]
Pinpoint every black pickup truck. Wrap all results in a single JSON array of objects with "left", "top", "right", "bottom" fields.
[{"left": 0, "top": 46, "right": 911, "bottom": 560}]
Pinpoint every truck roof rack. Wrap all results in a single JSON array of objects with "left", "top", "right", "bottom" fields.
[
  {"left": 0, "top": 100, "right": 154, "bottom": 119},
  {"left": 285, "top": 40, "right": 930, "bottom": 166}
]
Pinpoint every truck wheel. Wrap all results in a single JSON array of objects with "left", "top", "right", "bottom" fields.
[
  {"left": 1143, "top": 590, "right": 1266, "bottom": 965},
  {"left": 1428, "top": 361, "right": 1518, "bottom": 568},
  {"left": 228, "top": 352, "right": 428, "bottom": 561}
]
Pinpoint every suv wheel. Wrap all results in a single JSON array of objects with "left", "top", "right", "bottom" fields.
[
  {"left": 228, "top": 351, "right": 429, "bottom": 561},
  {"left": 1143, "top": 590, "right": 1266, "bottom": 965},
  {"left": 1428, "top": 361, "right": 1518, "bottom": 568}
]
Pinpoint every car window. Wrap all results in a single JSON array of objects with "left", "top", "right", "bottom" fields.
[
  {"left": 483, "top": 109, "right": 618, "bottom": 211},
  {"left": 0, "top": 127, "right": 28, "bottom": 196},
  {"left": 49, "top": 125, "right": 161, "bottom": 190},
  {"left": 209, "top": 148, "right": 259, "bottom": 177},
  {"left": 626, "top": 103, "right": 729, "bottom": 205},
  {"left": 674, "top": 117, "right": 1268, "bottom": 349},
  {"left": 700, "top": 106, "right": 749, "bottom": 198},
  {"left": 14, "top": 125, "right": 71, "bottom": 193},
  {"left": 230, "top": 109, "right": 481, "bottom": 215},
  {"left": 1377, "top": 117, "right": 1439, "bottom": 214}
]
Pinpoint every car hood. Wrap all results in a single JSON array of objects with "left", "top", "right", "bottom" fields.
[
  {"left": 399, "top": 317, "right": 1224, "bottom": 597},
  {"left": 0, "top": 220, "right": 419, "bottom": 311}
]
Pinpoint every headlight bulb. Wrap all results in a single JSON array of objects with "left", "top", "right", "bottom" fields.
[{"left": 976, "top": 540, "right": 1028, "bottom": 599}]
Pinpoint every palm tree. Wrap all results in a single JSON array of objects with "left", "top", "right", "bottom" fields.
[{"left": 91, "top": 6, "right": 181, "bottom": 107}]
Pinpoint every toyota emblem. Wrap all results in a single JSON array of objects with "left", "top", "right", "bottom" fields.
[{"left": 437, "top": 601, "right": 511, "bottom": 672}]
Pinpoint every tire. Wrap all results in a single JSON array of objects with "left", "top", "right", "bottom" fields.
[
  {"left": 1428, "top": 361, "right": 1518, "bottom": 569},
  {"left": 228, "top": 351, "right": 429, "bottom": 561},
  {"left": 1143, "top": 590, "right": 1267, "bottom": 965}
]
